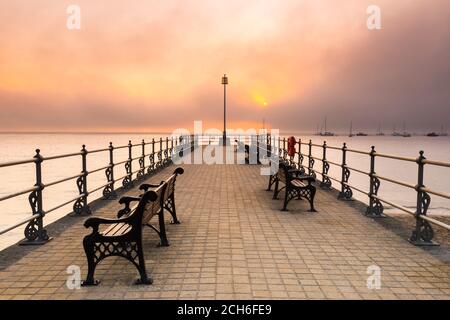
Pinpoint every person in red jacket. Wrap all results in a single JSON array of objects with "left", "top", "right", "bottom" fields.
[{"left": 287, "top": 136, "right": 297, "bottom": 157}]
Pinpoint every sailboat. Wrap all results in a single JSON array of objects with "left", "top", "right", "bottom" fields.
[
  {"left": 427, "top": 125, "right": 448, "bottom": 137},
  {"left": 392, "top": 124, "right": 401, "bottom": 136},
  {"left": 401, "top": 122, "right": 411, "bottom": 137},
  {"left": 349, "top": 122, "right": 354, "bottom": 137},
  {"left": 376, "top": 123, "right": 385, "bottom": 136},
  {"left": 440, "top": 124, "right": 448, "bottom": 136},
  {"left": 314, "top": 123, "right": 321, "bottom": 136},
  {"left": 319, "top": 117, "right": 335, "bottom": 136}
]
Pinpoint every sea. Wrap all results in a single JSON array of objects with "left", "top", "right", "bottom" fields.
[{"left": 0, "top": 133, "right": 449, "bottom": 250}]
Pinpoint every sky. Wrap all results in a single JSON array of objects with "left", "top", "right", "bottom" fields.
[{"left": 0, "top": 0, "right": 449, "bottom": 133}]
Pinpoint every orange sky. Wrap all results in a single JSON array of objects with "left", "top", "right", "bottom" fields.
[{"left": 0, "top": 0, "right": 449, "bottom": 132}]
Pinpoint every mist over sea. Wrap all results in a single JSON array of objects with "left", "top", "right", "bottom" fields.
[{"left": 0, "top": 133, "right": 449, "bottom": 250}]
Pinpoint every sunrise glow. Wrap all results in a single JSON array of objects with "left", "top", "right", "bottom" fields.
[{"left": 0, "top": 0, "right": 448, "bottom": 132}]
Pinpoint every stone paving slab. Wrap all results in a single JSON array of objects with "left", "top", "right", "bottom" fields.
[{"left": 0, "top": 163, "right": 449, "bottom": 300}]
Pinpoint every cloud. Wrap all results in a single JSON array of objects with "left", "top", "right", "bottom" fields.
[{"left": 0, "top": 0, "right": 449, "bottom": 132}]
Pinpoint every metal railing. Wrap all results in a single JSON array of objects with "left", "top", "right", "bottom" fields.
[
  {"left": 1, "top": 132, "right": 447, "bottom": 247},
  {"left": 275, "top": 136, "right": 449, "bottom": 246},
  {"left": 0, "top": 135, "right": 196, "bottom": 245}
]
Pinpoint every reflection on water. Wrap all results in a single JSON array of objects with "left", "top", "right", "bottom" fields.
[{"left": 0, "top": 133, "right": 449, "bottom": 250}]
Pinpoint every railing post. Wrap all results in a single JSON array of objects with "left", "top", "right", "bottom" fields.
[
  {"left": 137, "top": 139, "right": 145, "bottom": 180},
  {"left": 103, "top": 142, "right": 117, "bottom": 199},
  {"left": 338, "top": 143, "right": 352, "bottom": 200},
  {"left": 320, "top": 141, "right": 331, "bottom": 188},
  {"left": 158, "top": 137, "right": 163, "bottom": 168},
  {"left": 366, "top": 146, "right": 384, "bottom": 217},
  {"left": 308, "top": 140, "right": 316, "bottom": 178},
  {"left": 409, "top": 151, "right": 438, "bottom": 246},
  {"left": 164, "top": 137, "right": 169, "bottom": 166},
  {"left": 256, "top": 135, "right": 260, "bottom": 164},
  {"left": 147, "top": 138, "right": 155, "bottom": 174},
  {"left": 73, "top": 145, "right": 91, "bottom": 215},
  {"left": 21, "top": 149, "right": 50, "bottom": 245},
  {"left": 282, "top": 138, "right": 287, "bottom": 160},
  {"left": 122, "top": 140, "right": 133, "bottom": 188},
  {"left": 297, "top": 139, "right": 304, "bottom": 174},
  {"left": 178, "top": 136, "right": 184, "bottom": 158},
  {"left": 170, "top": 137, "right": 174, "bottom": 162},
  {"left": 278, "top": 136, "right": 282, "bottom": 159}
]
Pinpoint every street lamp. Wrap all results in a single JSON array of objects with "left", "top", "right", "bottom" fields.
[{"left": 221, "top": 74, "right": 228, "bottom": 146}]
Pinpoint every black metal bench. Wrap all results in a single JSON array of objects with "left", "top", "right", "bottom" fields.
[
  {"left": 81, "top": 167, "right": 184, "bottom": 286},
  {"left": 139, "top": 167, "right": 184, "bottom": 225},
  {"left": 271, "top": 161, "right": 317, "bottom": 212},
  {"left": 267, "top": 159, "right": 305, "bottom": 192},
  {"left": 81, "top": 186, "right": 167, "bottom": 286}
]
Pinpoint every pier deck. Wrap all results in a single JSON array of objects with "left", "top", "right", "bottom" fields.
[{"left": 0, "top": 163, "right": 449, "bottom": 300}]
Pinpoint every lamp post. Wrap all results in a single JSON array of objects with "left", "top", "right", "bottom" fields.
[{"left": 221, "top": 74, "right": 228, "bottom": 146}]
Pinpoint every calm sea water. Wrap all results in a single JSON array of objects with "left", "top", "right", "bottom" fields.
[{"left": 0, "top": 133, "right": 449, "bottom": 250}]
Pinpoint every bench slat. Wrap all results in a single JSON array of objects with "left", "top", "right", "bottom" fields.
[
  {"left": 291, "top": 179, "right": 307, "bottom": 188},
  {"left": 103, "top": 222, "right": 131, "bottom": 236}
]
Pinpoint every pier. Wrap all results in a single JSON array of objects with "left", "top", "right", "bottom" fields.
[{"left": 0, "top": 136, "right": 449, "bottom": 299}]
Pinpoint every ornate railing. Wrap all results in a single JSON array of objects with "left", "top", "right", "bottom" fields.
[
  {"left": 0, "top": 135, "right": 194, "bottom": 245},
  {"left": 275, "top": 136, "right": 450, "bottom": 246},
  {"left": 2, "top": 132, "right": 447, "bottom": 248}
]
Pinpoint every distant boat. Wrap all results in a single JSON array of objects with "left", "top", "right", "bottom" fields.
[
  {"left": 426, "top": 125, "right": 448, "bottom": 137},
  {"left": 402, "top": 132, "right": 411, "bottom": 137},
  {"left": 391, "top": 124, "right": 400, "bottom": 136},
  {"left": 376, "top": 123, "right": 385, "bottom": 136},
  {"left": 319, "top": 117, "right": 335, "bottom": 136},
  {"left": 314, "top": 123, "right": 321, "bottom": 136},
  {"left": 392, "top": 129, "right": 411, "bottom": 137},
  {"left": 349, "top": 122, "right": 354, "bottom": 137},
  {"left": 396, "top": 122, "right": 411, "bottom": 137},
  {"left": 356, "top": 132, "right": 368, "bottom": 136},
  {"left": 440, "top": 124, "right": 448, "bottom": 136}
]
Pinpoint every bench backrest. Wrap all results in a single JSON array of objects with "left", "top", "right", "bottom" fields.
[
  {"left": 134, "top": 167, "right": 184, "bottom": 223},
  {"left": 164, "top": 175, "right": 176, "bottom": 202},
  {"left": 277, "top": 167, "right": 286, "bottom": 183},
  {"left": 276, "top": 161, "right": 291, "bottom": 183},
  {"left": 141, "top": 183, "right": 166, "bottom": 225}
]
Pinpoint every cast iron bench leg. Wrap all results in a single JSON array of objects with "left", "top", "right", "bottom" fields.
[
  {"left": 81, "top": 235, "right": 99, "bottom": 286},
  {"left": 308, "top": 186, "right": 317, "bottom": 212},
  {"left": 165, "top": 194, "right": 180, "bottom": 224},
  {"left": 135, "top": 242, "right": 153, "bottom": 285}
]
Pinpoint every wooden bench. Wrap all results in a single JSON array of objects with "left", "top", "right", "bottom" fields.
[
  {"left": 139, "top": 167, "right": 184, "bottom": 225},
  {"left": 271, "top": 161, "right": 317, "bottom": 212},
  {"left": 267, "top": 159, "right": 305, "bottom": 192},
  {"left": 81, "top": 186, "right": 167, "bottom": 286}
]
